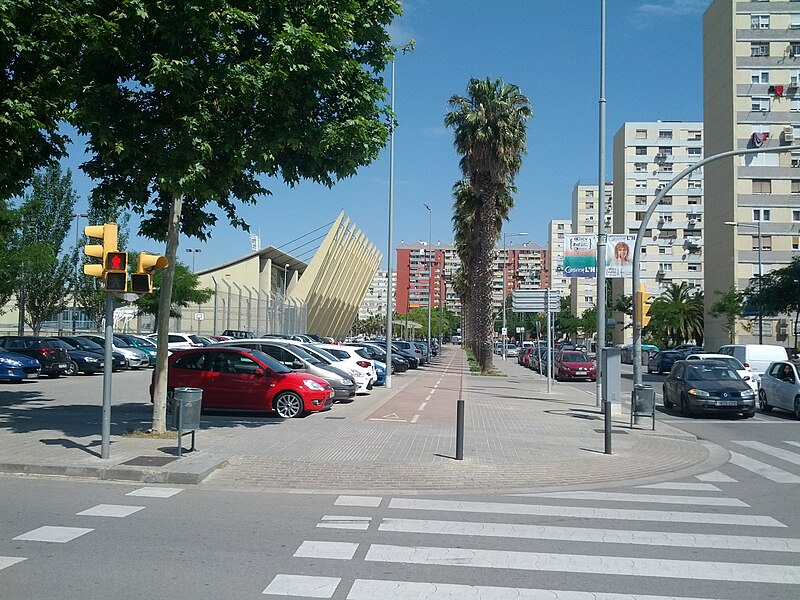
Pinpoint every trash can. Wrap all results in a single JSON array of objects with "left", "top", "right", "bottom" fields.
[
  {"left": 169, "top": 387, "right": 202, "bottom": 455},
  {"left": 631, "top": 383, "right": 655, "bottom": 430}
]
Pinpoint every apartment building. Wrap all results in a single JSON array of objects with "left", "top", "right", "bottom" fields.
[
  {"left": 611, "top": 122, "right": 705, "bottom": 344},
  {"left": 703, "top": 0, "right": 800, "bottom": 349},
  {"left": 396, "top": 242, "right": 447, "bottom": 315},
  {"left": 358, "top": 269, "right": 396, "bottom": 319},
  {"left": 570, "top": 183, "right": 613, "bottom": 319},
  {"left": 548, "top": 219, "right": 573, "bottom": 301}
]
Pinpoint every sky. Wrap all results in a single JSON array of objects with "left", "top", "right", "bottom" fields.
[{"left": 59, "top": 0, "right": 711, "bottom": 272}]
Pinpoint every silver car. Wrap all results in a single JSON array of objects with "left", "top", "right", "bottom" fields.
[{"left": 758, "top": 361, "right": 800, "bottom": 419}]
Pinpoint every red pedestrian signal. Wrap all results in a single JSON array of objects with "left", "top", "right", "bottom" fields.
[{"left": 105, "top": 251, "right": 127, "bottom": 272}]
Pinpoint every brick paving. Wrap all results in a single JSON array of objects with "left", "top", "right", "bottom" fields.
[{"left": 0, "top": 346, "right": 723, "bottom": 492}]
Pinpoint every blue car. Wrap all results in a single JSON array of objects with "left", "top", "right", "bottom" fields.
[
  {"left": 0, "top": 347, "right": 41, "bottom": 382},
  {"left": 374, "top": 361, "right": 386, "bottom": 385},
  {"left": 647, "top": 350, "right": 681, "bottom": 375}
]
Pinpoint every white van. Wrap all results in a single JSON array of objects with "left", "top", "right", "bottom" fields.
[{"left": 717, "top": 344, "right": 789, "bottom": 379}]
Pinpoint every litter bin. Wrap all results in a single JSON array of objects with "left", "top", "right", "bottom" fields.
[
  {"left": 170, "top": 387, "right": 202, "bottom": 455},
  {"left": 631, "top": 383, "right": 655, "bottom": 430}
]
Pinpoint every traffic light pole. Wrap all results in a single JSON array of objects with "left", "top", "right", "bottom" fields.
[{"left": 101, "top": 293, "right": 114, "bottom": 459}]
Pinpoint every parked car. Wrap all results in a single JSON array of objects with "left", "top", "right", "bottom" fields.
[
  {"left": 717, "top": 344, "right": 789, "bottom": 381},
  {"left": 647, "top": 350, "right": 681, "bottom": 375},
  {"left": 79, "top": 334, "right": 150, "bottom": 369},
  {"left": 554, "top": 351, "right": 596, "bottom": 382},
  {"left": 505, "top": 344, "right": 519, "bottom": 358},
  {"left": 413, "top": 341, "right": 430, "bottom": 363},
  {"left": 115, "top": 333, "right": 158, "bottom": 366},
  {"left": 57, "top": 336, "right": 127, "bottom": 371},
  {"left": 374, "top": 361, "right": 386, "bottom": 385},
  {"left": 146, "top": 332, "right": 206, "bottom": 351},
  {"left": 152, "top": 347, "right": 333, "bottom": 418},
  {"left": 216, "top": 339, "right": 356, "bottom": 402},
  {"left": 684, "top": 353, "right": 757, "bottom": 392},
  {"left": 315, "top": 343, "right": 377, "bottom": 392},
  {"left": 0, "top": 336, "right": 69, "bottom": 378},
  {"left": 758, "top": 361, "right": 800, "bottom": 419},
  {"left": 221, "top": 329, "right": 255, "bottom": 339},
  {"left": 662, "top": 359, "right": 756, "bottom": 418},
  {"left": 393, "top": 340, "right": 424, "bottom": 365},
  {"left": 390, "top": 344, "right": 419, "bottom": 369},
  {"left": 349, "top": 342, "right": 408, "bottom": 374},
  {"left": 0, "top": 347, "right": 41, "bottom": 382},
  {"left": 47, "top": 339, "right": 104, "bottom": 376}
]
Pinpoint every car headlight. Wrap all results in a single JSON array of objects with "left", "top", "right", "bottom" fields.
[
  {"left": 741, "top": 389, "right": 755, "bottom": 398},
  {"left": 84, "top": 357, "right": 100, "bottom": 363},
  {"left": 2, "top": 359, "right": 23, "bottom": 367},
  {"left": 688, "top": 388, "right": 711, "bottom": 397},
  {"left": 303, "top": 379, "right": 325, "bottom": 391},
  {"left": 339, "top": 377, "right": 353, "bottom": 385}
]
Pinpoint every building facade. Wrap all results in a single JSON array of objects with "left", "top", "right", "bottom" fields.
[
  {"left": 570, "top": 182, "right": 613, "bottom": 319},
  {"left": 703, "top": 0, "right": 800, "bottom": 349},
  {"left": 358, "top": 269, "right": 396, "bottom": 319},
  {"left": 548, "top": 219, "right": 573, "bottom": 302},
  {"left": 611, "top": 121, "right": 705, "bottom": 344}
]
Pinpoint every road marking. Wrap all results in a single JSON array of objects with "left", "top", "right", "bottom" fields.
[
  {"left": 294, "top": 541, "right": 358, "bottom": 560},
  {"left": 126, "top": 487, "right": 183, "bottom": 498},
  {"left": 0, "top": 557, "right": 27, "bottom": 570},
  {"left": 518, "top": 491, "right": 748, "bottom": 507},
  {"left": 13, "top": 526, "right": 93, "bottom": 543},
  {"left": 410, "top": 414, "right": 420, "bottom": 423},
  {"left": 364, "top": 543, "right": 800, "bottom": 583},
  {"left": 418, "top": 402, "right": 427, "bottom": 410},
  {"left": 786, "top": 441, "right": 800, "bottom": 448},
  {"left": 335, "top": 495, "right": 382, "bottom": 507},
  {"left": 346, "top": 578, "right": 722, "bottom": 600},
  {"left": 637, "top": 482, "right": 721, "bottom": 492},
  {"left": 696, "top": 471, "right": 737, "bottom": 483},
  {"left": 263, "top": 574, "right": 340, "bottom": 598},
  {"left": 387, "top": 498, "right": 785, "bottom": 527},
  {"left": 377, "top": 517, "right": 800, "bottom": 553},
  {"left": 730, "top": 452, "right": 800, "bottom": 483},
  {"left": 77, "top": 504, "right": 146, "bottom": 518},
  {"left": 370, "top": 418, "right": 408, "bottom": 422},
  {"left": 733, "top": 440, "right": 800, "bottom": 466},
  {"left": 317, "top": 516, "right": 372, "bottom": 531}
]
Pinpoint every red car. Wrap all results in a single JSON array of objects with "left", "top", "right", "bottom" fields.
[
  {"left": 150, "top": 347, "right": 334, "bottom": 418},
  {"left": 555, "top": 351, "right": 597, "bottom": 382}
]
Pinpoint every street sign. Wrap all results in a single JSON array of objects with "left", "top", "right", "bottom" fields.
[
  {"left": 511, "top": 289, "right": 561, "bottom": 313},
  {"left": 516, "top": 326, "right": 525, "bottom": 333},
  {"left": 501, "top": 327, "right": 507, "bottom": 336}
]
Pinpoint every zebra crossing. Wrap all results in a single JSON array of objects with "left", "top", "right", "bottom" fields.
[{"left": 262, "top": 439, "right": 800, "bottom": 599}]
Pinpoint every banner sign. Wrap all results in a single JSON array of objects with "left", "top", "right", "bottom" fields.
[
  {"left": 562, "top": 234, "right": 596, "bottom": 278},
  {"left": 605, "top": 234, "right": 637, "bottom": 279}
]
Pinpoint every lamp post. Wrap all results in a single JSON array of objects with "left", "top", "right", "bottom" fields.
[
  {"left": 423, "top": 203, "right": 432, "bottom": 356},
  {"left": 283, "top": 263, "right": 290, "bottom": 297},
  {"left": 502, "top": 231, "right": 527, "bottom": 360},
  {"left": 186, "top": 248, "right": 201, "bottom": 273},
  {"left": 725, "top": 220, "right": 763, "bottom": 343},
  {"left": 71, "top": 213, "right": 88, "bottom": 333}
]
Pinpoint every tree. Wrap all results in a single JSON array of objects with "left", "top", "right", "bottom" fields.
[
  {"left": 11, "top": 165, "right": 77, "bottom": 334},
  {"left": 70, "top": 1, "right": 401, "bottom": 432},
  {"left": 445, "top": 78, "right": 532, "bottom": 373},
  {"left": 0, "top": 0, "right": 77, "bottom": 200},
  {"left": 135, "top": 262, "right": 213, "bottom": 331},
  {"left": 709, "top": 286, "right": 746, "bottom": 344},
  {"left": 554, "top": 297, "right": 580, "bottom": 340},
  {"left": 0, "top": 200, "right": 18, "bottom": 308},
  {"left": 647, "top": 282, "right": 704, "bottom": 348},
  {"left": 746, "top": 257, "right": 800, "bottom": 348}
]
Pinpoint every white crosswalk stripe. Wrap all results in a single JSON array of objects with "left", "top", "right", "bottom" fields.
[
  {"left": 729, "top": 451, "right": 800, "bottom": 483},
  {"left": 732, "top": 440, "right": 800, "bottom": 467},
  {"left": 262, "top": 484, "right": 798, "bottom": 599}
]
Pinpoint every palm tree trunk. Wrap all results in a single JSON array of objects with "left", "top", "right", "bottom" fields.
[{"left": 475, "top": 191, "right": 496, "bottom": 374}]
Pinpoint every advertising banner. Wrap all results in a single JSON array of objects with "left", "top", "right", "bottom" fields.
[
  {"left": 605, "top": 234, "right": 637, "bottom": 279},
  {"left": 562, "top": 234, "right": 596, "bottom": 278}
]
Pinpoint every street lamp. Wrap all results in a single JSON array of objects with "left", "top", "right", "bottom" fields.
[
  {"left": 284, "top": 263, "right": 290, "bottom": 297},
  {"left": 185, "top": 248, "right": 202, "bottom": 273},
  {"left": 71, "top": 213, "right": 88, "bottom": 333},
  {"left": 423, "top": 203, "right": 432, "bottom": 356},
  {"left": 725, "top": 220, "right": 763, "bottom": 343},
  {"left": 502, "top": 231, "right": 527, "bottom": 359}
]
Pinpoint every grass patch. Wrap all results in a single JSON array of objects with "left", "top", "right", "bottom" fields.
[
  {"left": 124, "top": 428, "right": 175, "bottom": 439},
  {"left": 464, "top": 348, "right": 505, "bottom": 376}
]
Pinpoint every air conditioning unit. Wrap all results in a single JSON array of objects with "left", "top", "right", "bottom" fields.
[
  {"left": 688, "top": 218, "right": 697, "bottom": 225},
  {"left": 784, "top": 126, "right": 795, "bottom": 143}
]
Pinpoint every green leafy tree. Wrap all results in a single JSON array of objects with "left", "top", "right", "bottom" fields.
[
  {"left": 12, "top": 165, "right": 77, "bottom": 334},
  {"left": 709, "top": 286, "right": 746, "bottom": 344},
  {"left": 554, "top": 296, "right": 580, "bottom": 340},
  {"left": 0, "top": 0, "right": 78, "bottom": 200},
  {"left": 0, "top": 200, "right": 18, "bottom": 308},
  {"left": 647, "top": 282, "right": 704, "bottom": 348},
  {"left": 70, "top": 1, "right": 400, "bottom": 431},
  {"left": 745, "top": 257, "right": 800, "bottom": 348},
  {"left": 445, "top": 78, "right": 532, "bottom": 373},
  {"left": 135, "top": 262, "right": 213, "bottom": 331}
]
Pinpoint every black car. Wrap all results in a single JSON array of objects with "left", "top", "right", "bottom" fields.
[
  {"left": 351, "top": 343, "right": 409, "bottom": 374},
  {"left": 48, "top": 339, "right": 104, "bottom": 375},
  {"left": 57, "top": 335, "right": 127, "bottom": 371},
  {"left": 0, "top": 336, "right": 70, "bottom": 378},
  {"left": 662, "top": 359, "right": 756, "bottom": 418}
]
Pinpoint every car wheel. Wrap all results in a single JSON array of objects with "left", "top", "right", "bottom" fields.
[
  {"left": 742, "top": 408, "right": 756, "bottom": 418},
  {"left": 794, "top": 397, "right": 800, "bottom": 420},
  {"left": 64, "top": 361, "right": 79, "bottom": 376},
  {"left": 391, "top": 364, "right": 395, "bottom": 374},
  {"left": 758, "top": 389, "right": 772, "bottom": 412},
  {"left": 657, "top": 366, "right": 663, "bottom": 375},
  {"left": 274, "top": 391, "right": 304, "bottom": 419},
  {"left": 662, "top": 387, "right": 674, "bottom": 410},
  {"left": 680, "top": 394, "right": 692, "bottom": 417}
]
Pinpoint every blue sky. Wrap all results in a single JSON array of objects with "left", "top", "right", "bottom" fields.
[{"left": 61, "top": 0, "right": 710, "bottom": 272}]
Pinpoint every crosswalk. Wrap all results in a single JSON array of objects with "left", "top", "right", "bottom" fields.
[{"left": 262, "top": 439, "right": 800, "bottom": 600}]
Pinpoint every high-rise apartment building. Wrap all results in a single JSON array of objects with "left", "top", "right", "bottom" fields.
[
  {"left": 548, "top": 219, "right": 572, "bottom": 302},
  {"left": 571, "top": 183, "right": 613, "bottom": 319},
  {"left": 703, "top": 0, "right": 800, "bottom": 349},
  {"left": 358, "top": 269, "right": 396, "bottom": 319},
  {"left": 611, "top": 122, "right": 705, "bottom": 343}
]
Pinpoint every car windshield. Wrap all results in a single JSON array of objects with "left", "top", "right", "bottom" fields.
[
  {"left": 687, "top": 364, "right": 740, "bottom": 381},
  {"left": 303, "top": 345, "right": 337, "bottom": 363},
  {"left": 112, "top": 337, "right": 131, "bottom": 348},
  {"left": 131, "top": 336, "right": 156, "bottom": 348},
  {"left": 71, "top": 337, "right": 102, "bottom": 351},
  {"left": 45, "top": 339, "right": 73, "bottom": 350},
  {"left": 247, "top": 350, "right": 291, "bottom": 374},
  {"left": 283, "top": 344, "right": 321, "bottom": 365},
  {"left": 564, "top": 353, "right": 590, "bottom": 363}
]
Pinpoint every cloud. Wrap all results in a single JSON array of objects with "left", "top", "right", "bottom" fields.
[{"left": 635, "top": 0, "right": 709, "bottom": 20}]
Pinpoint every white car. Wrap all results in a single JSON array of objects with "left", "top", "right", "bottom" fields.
[
  {"left": 685, "top": 353, "right": 758, "bottom": 392},
  {"left": 146, "top": 332, "right": 206, "bottom": 350},
  {"left": 314, "top": 343, "right": 376, "bottom": 393}
]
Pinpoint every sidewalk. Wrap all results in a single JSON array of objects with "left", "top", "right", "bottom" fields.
[{"left": 0, "top": 347, "right": 725, "bottom": 493}]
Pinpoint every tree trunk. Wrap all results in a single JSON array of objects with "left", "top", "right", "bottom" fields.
[
  {"left": 151, "top": 193, "right": 183, "bottom": 434},
  {"left": 475, "top": 191, "right": 496, "bottom": 374}
]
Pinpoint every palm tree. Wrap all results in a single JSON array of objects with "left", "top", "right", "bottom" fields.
[
  {"left": 649, "top": 282, "right": 704, "bottom": 347},
  {"left": 445, "top": 78, "right": 532, "bottom": 372}
]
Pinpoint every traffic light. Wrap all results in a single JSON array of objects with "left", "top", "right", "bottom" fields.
[
  {"left": 634, "top": 284, "right": 652, "bottom": 328},
  {"left": 83, "top": 223, "right": 119, "bottom": 279},
  {"left": 130, "top": 252, "right": 169, "bottom": 294}
]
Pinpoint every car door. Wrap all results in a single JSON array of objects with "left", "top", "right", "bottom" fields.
[
  {"left": 200, "top": 350, "right": 261, "bottom": 410},
  {"left": 171, "top": 351, "right": 223, "bottom": 407},
  {"left": 772, "top": 362, "right": 795, "bottom": 411},
  {"left": 664, "top": 362, "right": 684, "bottom": 404}
]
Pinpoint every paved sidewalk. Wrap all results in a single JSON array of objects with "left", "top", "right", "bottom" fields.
[{"left": 0, "top": 346, "right": 724, "bottom": 492}]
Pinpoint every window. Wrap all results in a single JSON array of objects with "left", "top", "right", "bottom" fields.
[
  {"left": 635, "top": 146, "right": 647, "bottom": 155},
  {"left": 661, "top": 196, "right": 673, "bottom": 205},
  {"left": 688, "top": 147, "right": 701, "bottom": 157},
  {"left": 793, "top": 237, "right": 799, "bottom": 251},
  {"left": 635, "top": 211, "right": 645, "bottom": 221},
  {"left": 635, "top": 180, "right": 647, "bottom": 189},
  {"left": 635, "top": 162, "right": 647, "bottom": 172},
  {"left": 688, "top": 264, "right": 700, "bottom": 272},
  {"left": 752, "top": 179, "right": 771, "bottom": 194},
  {"left": 658, "top": 130, "right": 673, "bottom": 140},
  {"left": 793, "top": 209, "right": 800, "bottom": 221},
  {"left": 584, "top": 225, "right": 594, "bottom": 232},
  {"left": 751, "top": 14, "right": 769, "bottom": 29},
  {"left": 658, "top": 263, "right": 672, "bottom": 272},
  {"left": 557, "top": 223, "right": 564, "bottom": 230},
  {"left": 584, "top": 296, "right": 593, "bottom": 304},
  {"left": 660, "top": 214, "right": 673, "bottom": 222},
  {"left": 753, "top": 209, "right": 771, "bottom": 221},
  {"left": 688, "top": 198, "right": 700, "bottom": 205},
  {"left": 688, "top": 180, "right": 702, "bottom": 189},
  {"left": 751, "top": 70, "right": 769, "bottom": 84},
  {"left": 687, "top": 213, "right": 701, "bottom": 221},
  {"left": 659, "top": 146, "right": 673, "bottom": 156},
  {"left": 752, "top": 96, "right": 770, "bottom": 111},
  {"left": 585, "top": 201, "right": 594, "bottom": 209},
  {"left": 792, "top": 14, "right": 800, "bottom": 29},
  {"left": 635, "top": 129, "right": 647, "bottom": 139},
  {"left": 557, "top": 232, "right": 564, "bottom": 239},
  {"left": 660, "top": 164, "right": 673, "bottom": 173},
  {"left": 793, "top": 180, "right": 800, "bottom": 195},
  {"left": 634, "top": 195, "right": 646, "bottom": 205},
  {"left": 688, "top": 130, "right": 702, "bottom": 141},
  {"left": 751, "top": 42, "right": 769, "bottom": 57},
  {"left": 585, "top": 190, "right": 594, "bottom": 197},
  {"left": 792, "top": 42, "right": 800, "bottom": 57},
  {"left": 792, "top": 98, "right": 800, "bottom": 112},
  {"left": 658, "top": 247, "right": 672, "bottom": 255},
  {"left": 792, "top": 151, "right": 800, "bottom": 167},
  {"left": 753, "top": 236, "right": 772, "bottom": 251}
]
